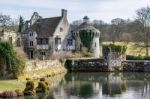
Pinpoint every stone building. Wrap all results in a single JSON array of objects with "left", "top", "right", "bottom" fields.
[
  {"left": 0, "top": 30, "right": 21, "bottom": 47},
  {"left": 22, "top": 9, "right": 101, "bottom": 60},
  {"left": 72, "top": 16, "right": 101, "bottom": 58},
  {"left": 22, "top": 9, "right": 71, "bottom": 60}
]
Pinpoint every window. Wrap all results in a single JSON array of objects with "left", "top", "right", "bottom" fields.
[
  {"left": 37, "top": 38, "right": 42, "bottom": 45},
  {"left": 43, "top": 38, "right": 48, "bottom": 44},
  {"left": 30, "top": 32, "right": 33, "bottom": 36},
  {"left": 67, "top": 39, "right": 73, "bottom": 46},
  {"left": 60, "top": 28, "right": 63, "bottom": 32},
  {"left": 41, "top": 52, "right": 46, "bottom": 56},
  {"left": 30, "top": 41, "right": 33, "bottom": 46},
  {"left": 37, "top": 38, "right": 48, "bottom": 45},
  {"left": 55, "top": 37, "right": 61, "bottom": 45}
]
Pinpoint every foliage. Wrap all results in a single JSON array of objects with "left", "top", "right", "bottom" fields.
[
  {"left": 103, "top": 44, "right": 127, "bottom": 54},
  {"left": 18, "top": 16, "right": 24, "bottom": 33},
  {"left": 36, "top": 78, "right": 49, "bottom": 93},
  {"left": 126, "top": 55, "right": 150, "bottom": 60},
  {"left": 23, "top": 80, "right": 35, "bottom": 96},
  {"left": 79, "top": 30, "right": 94, "bottom": 51},
  {"left": 0, "top": 14, "right": 11, "bottom": 27},
  {"left": 0, "top": 41, "right": 25, "bottom": 77}
]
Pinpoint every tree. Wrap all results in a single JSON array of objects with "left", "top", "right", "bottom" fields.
[
  {"left": 18, "top": 16, "right": 24, "bottom": 33},
  {"left": 110, "top": 18, "right": 127, "bottom": 43},
  {"left": 70, "top": 20, "right": 82, "bottom": 31},
  {"left": 0, "top": 14, "right": 11, "bottom": 29},
  {"left": 0, "top": 41, "right": 25, "bottom": 77},
  {"left": 136, "top": 6, "right": 150, "bottom": 56}
]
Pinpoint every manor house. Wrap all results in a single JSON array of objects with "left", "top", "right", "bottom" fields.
[{"left": 22, "top": 9, "right": 101, "bottom": 60}]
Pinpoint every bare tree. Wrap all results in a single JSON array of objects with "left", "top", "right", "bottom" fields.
[
  {"left": 0, "top": 14, "right": 11, "bottom": 29},
  {"left": 136, "top": 6, "right": 150, "bottom": 56},
  {"left": 70, "top": 20, "right": 82, "bottom": 31},
  {"left": 110, "top": 18, "right": 127, "bottom": 43}
]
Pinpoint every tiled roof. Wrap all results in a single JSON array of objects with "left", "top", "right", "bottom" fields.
[
  {"left": 79, "top": 22, "right": 100, "bottom": 33},
  {"left": 28, "top": 17, "right": 62, "bottom": 38}
]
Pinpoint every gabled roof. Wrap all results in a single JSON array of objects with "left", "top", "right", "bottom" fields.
[{"left": 28, "top": 16, "right": 62, "bottom": 38}]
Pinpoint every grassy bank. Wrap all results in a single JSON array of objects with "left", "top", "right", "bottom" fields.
[
  {"left": 0, "top": 65, "right": 66, "bottom": 91},
  {"left": 0, "top": 72, "right": 66, "bottom": 92},
  {"left": 18, "top": 66, "right": 67, "bottom": 81}
]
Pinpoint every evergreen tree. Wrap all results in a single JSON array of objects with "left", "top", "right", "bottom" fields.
[{"left": 18, "top": 16, "right": 24, "bottom": 33}]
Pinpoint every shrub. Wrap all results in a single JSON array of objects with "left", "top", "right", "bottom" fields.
[
  {"left": 0, "top": 41, "right": 25, "bottom": 78},
  {"left": 126, "top": 55, "right": 150, "bottom": 60},
  {"left": 103, "top": 44, "right": 127, "bottom": 54},
  {"left": 36, "top": 79, "right": 49, "bottom": 93},
  {"left": 23, "top": 80, "right": 35, "bottom": 96}
]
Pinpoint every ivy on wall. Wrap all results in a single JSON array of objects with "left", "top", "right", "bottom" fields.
[
  {"left": 79, "top": 30, "right": 94, "bottom": 51},
  {"left": 103, "top": 44, "right": 127, "bottom": 54}
]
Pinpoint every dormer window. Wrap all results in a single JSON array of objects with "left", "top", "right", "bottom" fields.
[{"left": 60, "top": 27, "right": 63, "bottom": 32}]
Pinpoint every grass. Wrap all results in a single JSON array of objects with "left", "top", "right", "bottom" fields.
[
  {"left": 102, "top": 42, "right": 150, "bottom": 56},
  {"left": 0, "top": 66, "right": 66, "bottom": 92},
  {"left": 0, "top": 80, "right": 25, "bottom": 91},
  {"left": 18, "top": 66, "right": 66, "bottom": 81},
  {"left": 0, "top": 72, "right": 66, "bottom": 92}
]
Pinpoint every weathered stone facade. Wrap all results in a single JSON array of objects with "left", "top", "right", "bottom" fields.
[
  {"left": 107, "top": 52, "right": 126, "bottom": 71},
  {"left": 72, "top": 16, "right": 101, "bottom": 58},
  {"left": 22, "top": 9, "right": 70, "bottom": 60},
  {"left": 0, "top": 31, "right": 21, "bottom": 47}
]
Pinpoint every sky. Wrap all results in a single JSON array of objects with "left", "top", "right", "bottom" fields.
[{"left": 0, "top": 0, "right": 150, "bottom": 23}]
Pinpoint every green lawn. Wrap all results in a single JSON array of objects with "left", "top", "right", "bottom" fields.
[{"left": 0, "top": 80, "right": 25, "bottom": 91}]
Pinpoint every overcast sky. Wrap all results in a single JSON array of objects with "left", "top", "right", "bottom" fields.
[{"left": 0, "top": 0, "right": 150, "bottom": 23}]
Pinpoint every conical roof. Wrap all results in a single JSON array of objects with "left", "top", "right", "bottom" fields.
[{"left": 78, "top": 16, "right": 100, "bottom": 33}]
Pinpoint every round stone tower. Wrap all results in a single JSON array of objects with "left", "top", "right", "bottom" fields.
[{"left": 73, "top": 16, "right": 101, "bottom": 58}]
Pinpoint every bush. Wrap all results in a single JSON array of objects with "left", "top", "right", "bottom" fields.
[
  {"left": 0, "top": 41, "right": 25, "bottom": 78},
  {"left": 36, "top": 78, "right": 49, "bottom": 93},
  {"left": 23, "top": 80, "right": 35, "bottom": 96},
  {"left": 103, "top": 44, "right": 127, "bottom": 54},
  {"left": 126, "top": 55, "right": 150, "bottom": 60}
]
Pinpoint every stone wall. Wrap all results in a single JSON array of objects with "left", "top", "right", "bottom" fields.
[
  {"left": 122, "top": 60, "right": 150, "bottom": 72},
  {"left": 107, "top": 52, "right": 126, "bottom": 71},
  {"left": 18, "top": 60, "right": 66, "bottom": 80},
  {"left": 24, "top": 60, "right": 61, "bottom": 72},
  {"left": 65, "top": 58, "right": 108, "bottom": 72}
]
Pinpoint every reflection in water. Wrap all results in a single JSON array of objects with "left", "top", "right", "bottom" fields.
[{"left": 25, "top": 73, "right": 150, "bottom": 99}]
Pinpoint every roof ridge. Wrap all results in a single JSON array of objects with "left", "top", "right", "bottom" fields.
[{"left": 38, "top": 16, "right": 62, "bottom": 20}]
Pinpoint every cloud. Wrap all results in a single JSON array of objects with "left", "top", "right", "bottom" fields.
[{"left": 0, "top": 0, "right": 149, "bottom": 23}]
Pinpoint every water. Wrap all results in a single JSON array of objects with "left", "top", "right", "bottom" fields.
[{"left": 30, "top": 73, "right": 150, "bottom": 99}]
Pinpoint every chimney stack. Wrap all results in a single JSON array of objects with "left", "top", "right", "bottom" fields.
[{"left": 61, "top": 9, "right": 67, "bottom": 18}]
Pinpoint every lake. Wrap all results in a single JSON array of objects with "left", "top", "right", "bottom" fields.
[{"left": 30, "top": 72, "right": 150, "bottom": 99}]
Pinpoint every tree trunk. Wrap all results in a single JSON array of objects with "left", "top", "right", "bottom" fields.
[{"left": 145, "top": 27, "right": 149, "bottom": 57}]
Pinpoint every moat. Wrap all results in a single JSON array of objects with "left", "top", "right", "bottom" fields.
[{"left": 20, "top": 72, "right": 150, "bottom": 99}]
